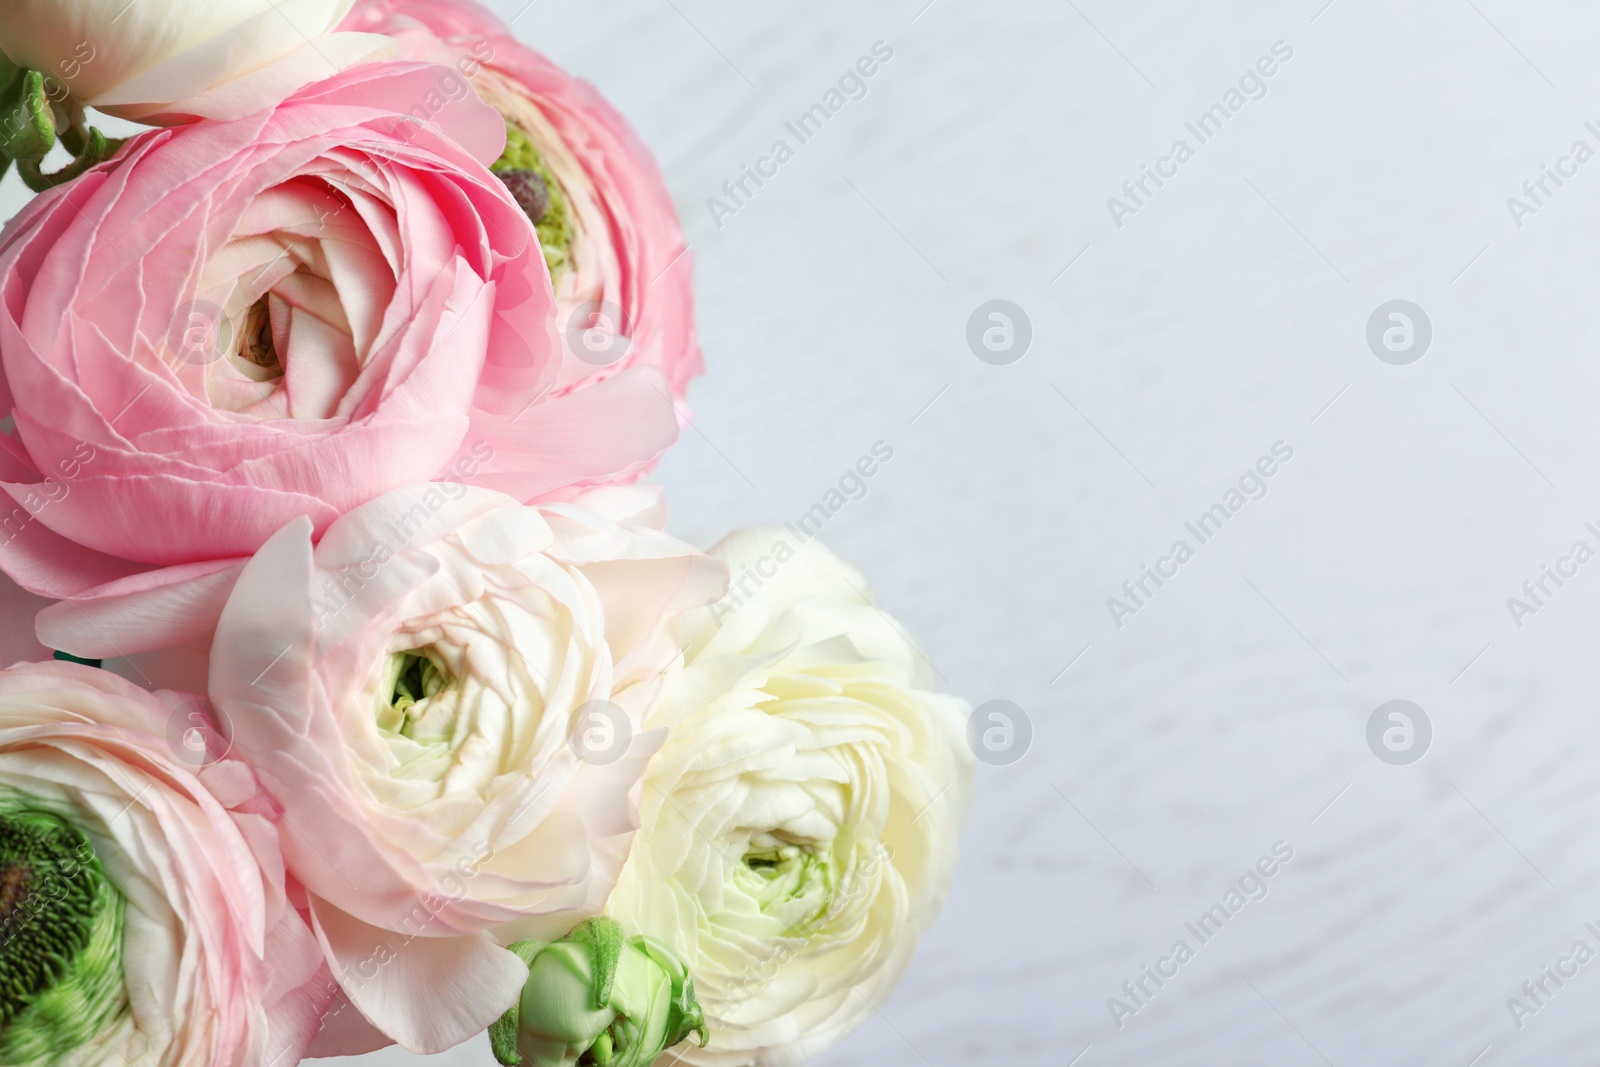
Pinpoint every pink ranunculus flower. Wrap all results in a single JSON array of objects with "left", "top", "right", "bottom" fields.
[
  {"left": 343, "top": 0, "right": 703, "bottom": 410},
  {"left": 0, "top": 61, "right": 681, "bottom": 618},
  {"left": 0, "top": 661, "right": 331, "bottom": 1066},
  {"left": 66, "top": 483, "right": 725, "bottom": 1054}
]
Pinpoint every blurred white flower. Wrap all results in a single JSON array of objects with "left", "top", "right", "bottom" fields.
[{"left": 0, "top": 0, "right": 391, "bottom": 122}]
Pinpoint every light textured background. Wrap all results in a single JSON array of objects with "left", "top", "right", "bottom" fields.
[{"left": 15, "top": 0, "right": 1600, "bottom": 1063}]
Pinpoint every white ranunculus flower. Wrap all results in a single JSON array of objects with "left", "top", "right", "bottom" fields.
[
  {"left": 0, "top": 0, "right": 392, "bottom": 122},
  {"left": 607, "top": 530, "right": 974, "bottom": 1067}
]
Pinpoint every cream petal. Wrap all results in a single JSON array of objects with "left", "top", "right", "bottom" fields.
[{"left": 88, "top": 0, "right": 371, "bottom": 115}]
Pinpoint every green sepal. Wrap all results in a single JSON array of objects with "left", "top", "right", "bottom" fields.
[
  {"left": 633, "top": 936, "right": 708, "bottom": 1050},
  {"left": 489, "top": 939, "right": 545, "bottom": 1067},
  {"left": 59, "top": 125, "right": 125, "bottom": 166},
  {"left": 52, "top": 652, "right": 102, "bottom": 670},
  {"left": 572, "top": 917, "right": 624, "bottom": 1010},
  {"left": 0, "top": 70, "right": 55, "bottom": 162}
]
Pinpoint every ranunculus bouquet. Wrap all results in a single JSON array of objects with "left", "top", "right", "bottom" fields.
[{"left": 0, "top": 4, "right": 973, "bottom": 1065}]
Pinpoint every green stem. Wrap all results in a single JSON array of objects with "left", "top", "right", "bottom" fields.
[{"left": 15, "top": 128, "right": 107, "bottom": 193}]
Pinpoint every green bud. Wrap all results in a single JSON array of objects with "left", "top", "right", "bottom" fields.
[
  {"left": 0, "top": 65, "right": 121, "bottom": 192},
  {"left": 0, "top": 69, "right": 56, "bottom": 162},
  {"left": 492, "top": 918, "right": 706, "bottom": 1067}
]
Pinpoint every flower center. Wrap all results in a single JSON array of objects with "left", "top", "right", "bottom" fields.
[
  {"left": 377, "top": 649, "right": 452, "bottom": 739},
  {"left": 492, "top": 123, "right": 575, "bottom": 279},
  {"left": 498, "top": 169, "right": 550, "bottom": 225},
  {"left": 0, "top": 863, "right": 31, "bottom": 928},
  {"left": 741, "top": 839, "right": 837, "bottom": 934},
  {"left": 0, "top": 814, "right": 96, "bottom": 1026},
  {"left": 743, "top": 844, "right": 805, "bottom": 873},
  {"left": 0, "top": 808, "right": 125, "bottom": 1050},
  {"left": 238, "top": 296, "right": 282, "bottom": 375}
]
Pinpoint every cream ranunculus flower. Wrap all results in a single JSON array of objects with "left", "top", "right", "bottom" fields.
[
  {"left": 606, "top": 530, "right": 974, "bottom": 1067},
  {"left": 0, "top": 0, "right": 392, "bottom": 122}
]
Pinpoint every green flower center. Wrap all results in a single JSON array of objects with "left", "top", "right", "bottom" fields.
[
  {"left": 0, "top": 806, "right": 127, "bottom": 1066},
  {"left": 377, "top": 649, "right": 452, "bottom": 739},
  {"left": 492, "top": 123, "right": 576, "bottom": 281},
  {"left": 741, "top": 840, "right": 838, "bottom": 936},
  {"left": 0, "top": 814, "right": 99, "bottom": 1026}
]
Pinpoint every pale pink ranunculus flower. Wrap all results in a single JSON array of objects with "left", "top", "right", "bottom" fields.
[
  {"left": 0, "top": 62, "right": 680, "bottom": 620},
  {"left": 69, "top": 484, "right": 725, "bottom": 1054},
  {"left": 343, "top": 0, "right": 703, "bottom": 410},
  {"left": 0, "top": 661, "right": 331, "bottom": 1066}
]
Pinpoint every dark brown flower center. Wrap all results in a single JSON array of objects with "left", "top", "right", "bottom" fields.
[
  {"left": 0, "top": 862, "right": 32, "bottom": 927},
  {"left": 498, "top": 169, "right": 551, "bottom": 225}
]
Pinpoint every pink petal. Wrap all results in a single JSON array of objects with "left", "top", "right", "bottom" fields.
[
  {"left": 465, "top": 367, "right": 679, "bottom": 502},
  {"left": 309, "top": 899, "right": 526, "bottom": 1055}
]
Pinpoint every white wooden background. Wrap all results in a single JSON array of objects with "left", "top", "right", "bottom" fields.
[{"left": 15, "top": 1, "right": 1600, "bottom": 1064}]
